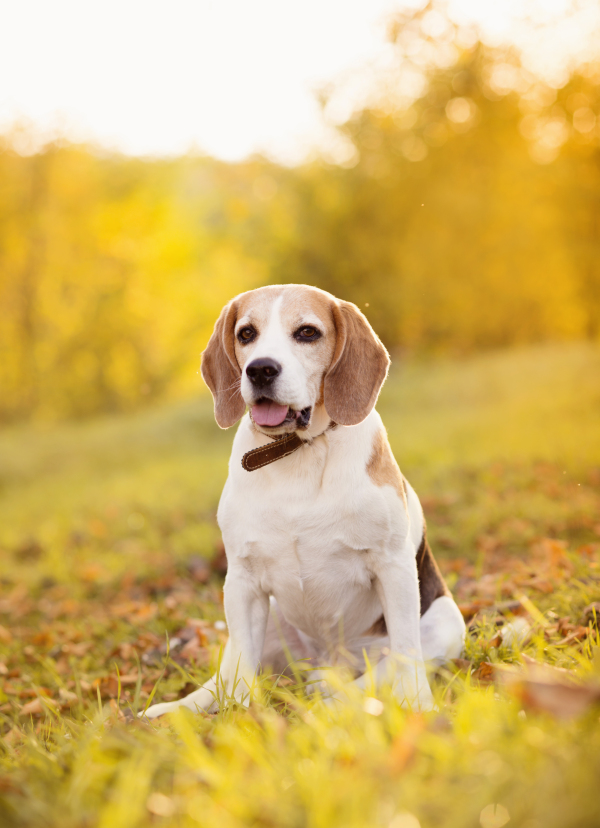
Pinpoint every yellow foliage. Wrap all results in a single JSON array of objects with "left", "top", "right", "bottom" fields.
[{"left": 0, "top": 21, "right": 599, "bottom": 421}]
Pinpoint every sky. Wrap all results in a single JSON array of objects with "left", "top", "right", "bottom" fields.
[{"left": 1, "top": 0, "right": 598, "bottom": 163}]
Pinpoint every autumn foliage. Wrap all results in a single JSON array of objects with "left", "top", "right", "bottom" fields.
[{"left": 1, "top": 5, "right": 599, "bottom": 422}]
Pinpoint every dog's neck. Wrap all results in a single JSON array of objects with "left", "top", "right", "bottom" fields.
[
  {"left": 242, "top": 404, "right": 336, "bottom": 472},
  {"left": 249, "top": 403, "right": 332, "bottom": 442}
]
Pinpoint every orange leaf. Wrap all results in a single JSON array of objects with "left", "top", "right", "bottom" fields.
[
  {"left": 497, "top": 663, "right": 600, "bottom": 720},
  {"left": 19, "top": 697, "right": 57, "bottom": 717},
  {"left": 473, "top": 662, "right": 495, "bottom": 683}
]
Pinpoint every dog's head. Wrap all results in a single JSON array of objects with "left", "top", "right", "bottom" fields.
[{"left": 201, "top": 285, "right": 390, "bottom": 434}]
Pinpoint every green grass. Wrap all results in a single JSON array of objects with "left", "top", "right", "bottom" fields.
[{"left": 1, "top": 341, "right": 600, "bottom": 828}]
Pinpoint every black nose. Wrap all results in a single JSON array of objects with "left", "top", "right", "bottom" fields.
[{"left": 246, "top": 358, "right": 281, "bottom": 388}]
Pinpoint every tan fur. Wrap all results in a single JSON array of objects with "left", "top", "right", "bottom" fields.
[
  {"left": 203, "top": 284, "right": 389, "bottom": 429},
  {"left": 233, "top": 286, "right": 284, "bottom": 369},
  {"left": 201, "top": 299, "right": 245, "bottom": 428},
  {"left": 233, "top": 285, "right": 336, "bottom": 376},
  {"left": 324, "top": 301, "right": 390, "bottom": 426},
  {"left": 367, "top": 429, "right": 406, "bottom": 503}
]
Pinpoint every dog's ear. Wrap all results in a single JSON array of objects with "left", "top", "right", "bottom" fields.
[
  {"left": 324, "top": 300, "right": 390, "bottom": 426},
  {"left": 201, "top": 300, "right": 246, "bottom": 428}
]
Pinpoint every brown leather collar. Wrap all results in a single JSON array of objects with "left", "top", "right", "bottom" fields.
[{"left": 241, "top": 422, "right": 337, "bottom": 472}]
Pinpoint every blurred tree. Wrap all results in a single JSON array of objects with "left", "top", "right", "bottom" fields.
[{"left": 0, "top": 0, "right": 598, "bottom": 421}]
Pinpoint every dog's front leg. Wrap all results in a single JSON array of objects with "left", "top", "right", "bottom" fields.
[
  {"left": 221, "top": 562, "right": 270, "bottom": 706},
  {"left": 335, "top": 545, "right": 434, "bottom": 711},
  {"left": 368, "top": 547, "right": 434, "bottom": 709},
  {"left": 141, "top": 563, "right": 269, "bottom": 719}
]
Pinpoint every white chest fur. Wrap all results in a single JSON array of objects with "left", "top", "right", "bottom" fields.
[{"left": 217, "top": 410, "right": 419, "bottom": 649}]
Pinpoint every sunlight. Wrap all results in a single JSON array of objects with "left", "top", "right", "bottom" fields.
[{"left": 0, "top": 0, "right": 598, "bottom": 161}]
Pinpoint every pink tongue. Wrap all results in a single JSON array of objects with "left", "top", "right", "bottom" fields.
[{"left": 251, "top": 401, "right": 289, "bottom": 427}]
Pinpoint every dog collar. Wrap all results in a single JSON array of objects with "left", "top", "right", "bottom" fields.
[{"left": 241, "top": 422, "right": 337, "bottom": 472}]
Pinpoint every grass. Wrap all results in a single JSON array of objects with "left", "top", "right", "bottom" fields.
[{"left": 1, "top": 341, "right": 600, "bottom": 828}]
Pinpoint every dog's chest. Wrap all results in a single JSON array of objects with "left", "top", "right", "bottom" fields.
[
  {"left": 219, "top": 468, "right": 391, "bottom": 639},
  {"left": 248, "top": 518, "right": 379, "bottom": 640}
]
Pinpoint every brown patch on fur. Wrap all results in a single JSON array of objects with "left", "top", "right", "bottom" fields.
[
  {"left": 233, "top": 286, "right": 285, "bottom": 369},
  {"left": 315, "top": 379, "right": 325, "bottom": 407},
  {"left": 365, "top": 615, "right": 388, "bottom": 636},
  {"left": 279, "top": 286, "right": 337, "bottom": 378},
  {"left": 201, "top": 299, "right": 245, "bottom": 428},
  {"left": 324, "top": 301, "right": 390, "bottom": 426},
  {"left": 367, "top": 429, "right": 406, "bottom": 503},
  {"left": 416, "top": 526, "right": 451, "bottom": 615}
]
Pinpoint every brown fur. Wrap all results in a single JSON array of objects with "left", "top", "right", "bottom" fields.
[
  {"left": 202, "top": 285, "right": 389, "bottom": 429},
  {"left": 233, "top": 286, "right": 285, "bottom": 369},
  {"left": 365, "top": 429, "right": 449, "bottom": 626},
  {"left": 366, "top": 429, "right": 406, "bottom": 503},
  {"left": 201, "top": 299, "right": 245, "bottom": 428},
  {"left": 415, "top": 527, "right": 451, "bottom": 615},
  {"left": 324, "top": 301, "right": 390, "bottom": 426}
]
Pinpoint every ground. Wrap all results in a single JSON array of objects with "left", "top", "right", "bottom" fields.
[{"left": 1, "top": 342, "right": 600, "bottom": 828}]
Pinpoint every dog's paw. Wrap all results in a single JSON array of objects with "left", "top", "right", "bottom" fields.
[
  {"left": 138, "top": 701, "right": 181, "bottom": 719},
  {"left": 392, "top": 677, "right": 436, "bottom": 712}
]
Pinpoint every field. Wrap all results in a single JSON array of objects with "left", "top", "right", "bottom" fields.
[{"left": 1, "top": 341, "right": 600, "bottom": 828}]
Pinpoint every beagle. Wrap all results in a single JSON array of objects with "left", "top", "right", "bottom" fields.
[{"left": 143, "top": 285, "right": 465, "bottom": 717}]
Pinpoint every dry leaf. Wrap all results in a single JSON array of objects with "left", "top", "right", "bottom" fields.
[
  {"left": 58, "top": 688, "right": 79, "bottom": 704},
  {"left": 19, "top": 697, "right": 58, "bottom": 717},
  {"left": 556, "top": 627, "right": 591, "bottom": 647},
  {"left": 497, "top": 663, "right": 600, "bottom": 719},
  {"left": 582, "top": 603, "right": 600, "bottom": 626},
  {"left": 2, "top": 727, "right": 23, "bottom": 746},
  {"left": 473, "top": 662, "right": 495, "bottom": 683}
]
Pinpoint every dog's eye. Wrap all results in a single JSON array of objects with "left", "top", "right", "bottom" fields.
[
  {"left": 237, "top": 326, "right": 256, "bottom": 344},
  {"left": 294, "top": 326, "right": 321, "bottom": 342}
]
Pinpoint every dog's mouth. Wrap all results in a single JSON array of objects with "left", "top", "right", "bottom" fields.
[{"left": 251, "top": 399, "right": 312, "bottom": 430}]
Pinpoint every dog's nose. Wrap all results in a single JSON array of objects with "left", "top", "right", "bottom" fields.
[{"left": 246, "top": 358, "right": 281, "bottom": 387}]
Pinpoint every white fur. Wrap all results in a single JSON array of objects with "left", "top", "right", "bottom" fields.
[{"left": 142, "top": 291, "right": 465, "bottom": 718}]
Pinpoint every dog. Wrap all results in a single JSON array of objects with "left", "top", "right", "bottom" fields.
[{"left": 143, "top": 284, "right": 465, "bottom": 718}]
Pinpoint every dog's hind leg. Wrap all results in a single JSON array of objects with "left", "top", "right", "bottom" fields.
[{"left": 419, "top": 596, "right": 465, "bottom": 664}]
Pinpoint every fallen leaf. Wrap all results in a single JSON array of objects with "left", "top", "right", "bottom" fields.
[
  {"left": 582, "top": 603, "right": 600, "bottom": 626},
  {"left": 58, "top": 688, "right": 79, "bottom": 704},
  {"left": 555, "top": 627, "right": 591, "bottom": 647},
  {"left": 473, "top": 662, "right": 495, "bottom": 684},
  {"left": 2, "top": 727, "right": 23, "bottom": 747},
  {"left": 61, "top": 642, "right": 91, "bottom": 657},
  {"left": 19, "top": 697, "right": 58, "bottom": 717},
  {"left": 459, "top": 601, "right": 493, "bottom": 619},
  {"left": 93, "top": 673, "right": 140, "bottom": 697},
  {"left": 497, "top": 663, "right": 600, "bottom": 720}
]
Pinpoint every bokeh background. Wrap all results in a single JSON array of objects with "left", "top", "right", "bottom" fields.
[{"left": 1, "top": 0, "right": 599, "bottom": 423}]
